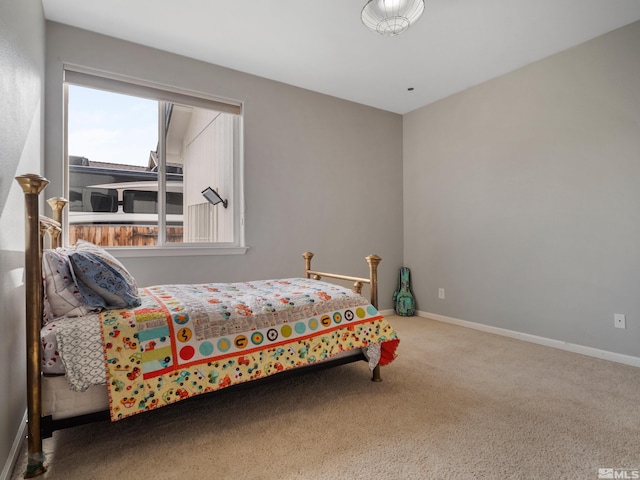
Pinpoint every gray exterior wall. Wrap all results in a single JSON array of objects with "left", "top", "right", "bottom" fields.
[
  {"left": 404, "top": 21, "right": 640, "bottom": 357},
  {"left": 0, "top": 0, "right": 45, "bottom": 475}
]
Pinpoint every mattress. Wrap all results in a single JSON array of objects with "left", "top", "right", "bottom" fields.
[
  {"left": 41, "top": 349, "right": 366, "bottom": 420},
  {"left": 40, "top": 278, "right": 398, "bottom": 422},
  {"left": 42, "top": 375, "right": 109, "bottom": 420}
]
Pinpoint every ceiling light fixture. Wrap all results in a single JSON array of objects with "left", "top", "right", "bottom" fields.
[{"left": 361, "top": 0, "right": 425, "bottom": 37}]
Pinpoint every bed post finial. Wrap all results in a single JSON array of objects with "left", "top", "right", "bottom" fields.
[
  {"left": 47, "top": 197, "right": 68, "bottom": 248},
  {"left": 47, "top": 197, "right": 68, "bottom": 224},
  {"left": 16, "top": 174, "right": 49, "bottom": 478},
  {"left": 365, "top": 254, "right": 381, "bottom": 309},
  {"left": 302, "top": 251, "right": 314, "bottom": 278},
  {"left": 16, "top": 174, "right": 49, "bottom": 196}
]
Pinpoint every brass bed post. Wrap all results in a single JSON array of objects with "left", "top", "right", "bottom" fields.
[
  {"left": 302, "top": 251, "right": 313, "bottom": 279},
  {"left": 15, "top": 174, "right": 49, "bottom": 478},
  {"left": 365, "top": 254, "right": 381, "bottom": 310},
  {"left": 366, "top": 255, "right": 383, "bottom": 382},
  {"left": 47, "top": 197, "right": 68, "bottom": 249}
]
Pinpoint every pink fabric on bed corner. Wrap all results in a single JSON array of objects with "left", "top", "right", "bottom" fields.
[{"left": 41, "top": 322, "right": 65, "bottom": 375}]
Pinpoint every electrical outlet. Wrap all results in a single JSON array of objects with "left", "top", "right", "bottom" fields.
[
  {"left": 614, "top": 314, "right": 626, "bottom": 329},
  {"left": 438, "top": 288, "right": 445, "bottom": 299}
]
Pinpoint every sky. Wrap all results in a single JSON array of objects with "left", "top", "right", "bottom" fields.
[{"left": 68, "top": 85, "right": 158, "bottom": 167}]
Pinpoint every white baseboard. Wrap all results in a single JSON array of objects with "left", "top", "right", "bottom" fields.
[
  {"left": 1, "top": 410, "right": 26, "bottom": 480},
  {"left": 417, "top": 310, "right": 640, "bottom": 368},
  {"left": 379, "top": 308, "right": 395, "bottom": 316}
]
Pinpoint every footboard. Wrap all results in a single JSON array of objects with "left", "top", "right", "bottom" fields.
[{"left": 302, "top": 251, "right": 383, "bottom": 382}]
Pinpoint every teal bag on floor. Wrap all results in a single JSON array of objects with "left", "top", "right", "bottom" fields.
[{"left": 393, "top": 267, "right": 415, "bottom": 316}]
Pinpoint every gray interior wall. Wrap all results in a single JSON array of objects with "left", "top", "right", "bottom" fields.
[
  {"left": 45, "top": 23, "right": 404, "bottom": 309},
  {"left": 6, "top": 15, "right": 634, "bottom": 476},
  {"left": 404, "top": 21, "right": 640, "bottom": 357},
  {"left": 0, "top": 0, "right": 45, "bottom": 474}
]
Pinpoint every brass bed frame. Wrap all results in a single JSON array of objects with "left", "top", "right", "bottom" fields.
[{"left": 16, "top": 173, "right": 383, "bottom": 477}]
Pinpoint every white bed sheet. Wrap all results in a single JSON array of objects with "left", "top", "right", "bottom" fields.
[
  {"left": 41, "top": 346, "right": 368, "bottom": 421},
  {"left": 42, "top": 375, "right": 109, "bottom": 420}
]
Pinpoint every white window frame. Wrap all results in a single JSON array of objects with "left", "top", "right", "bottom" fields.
[{"left": 63, "top": 66, "right": 247, "bottom": 257}]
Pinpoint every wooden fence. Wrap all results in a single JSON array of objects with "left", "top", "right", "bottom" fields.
[{"left": 69, "top": 225, "right": 184, "bottom": 247}]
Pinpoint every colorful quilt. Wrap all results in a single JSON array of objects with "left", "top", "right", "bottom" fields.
[{"left": 101, "top": 278, "right": 399, "bottom": 421}]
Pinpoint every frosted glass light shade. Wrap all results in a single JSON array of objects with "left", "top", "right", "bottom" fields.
[{"left": 361, "top": 0, "right": 425, "bottom": 36}]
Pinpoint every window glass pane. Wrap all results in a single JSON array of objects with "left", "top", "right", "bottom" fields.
[
  {"left": 166, "top": 192, "right": 184, "bottom": 215},
  {"left": 123, "top": 190, "right": 157, "bottom": 214},
  {"left": 68, "top": 187, "right": 119, "bottom": 213},
  {"left": 164, "top": 104, "right": 235, "bottom": 244},
  {"left": 66, "top": 79, "right": 239, "bottom": 248},
  {"left": 67, "top": 85, "right": 160, "bottom": 246}
]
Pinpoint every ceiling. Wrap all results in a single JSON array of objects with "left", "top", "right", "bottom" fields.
[{"left": 42, "top": 0, "right": 640, "bottom": 114}]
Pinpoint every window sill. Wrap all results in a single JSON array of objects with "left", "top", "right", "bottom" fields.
[{"left": 105, "top": 245, "right": 249, "bottom": 258}]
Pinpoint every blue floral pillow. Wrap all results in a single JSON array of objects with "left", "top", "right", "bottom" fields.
[{"left": 69, "top": 241, "right": 141, "bottom": 309}]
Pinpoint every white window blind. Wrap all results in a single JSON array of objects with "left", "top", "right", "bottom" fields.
[{"left": 64, "top": 68, "right": 242, "bottom": 116}]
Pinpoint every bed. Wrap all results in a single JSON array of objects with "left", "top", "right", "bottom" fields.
[{"left": 15, "top": 173, "right": 399, "bottom": 478}]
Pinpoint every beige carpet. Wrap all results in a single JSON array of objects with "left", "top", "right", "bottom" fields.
[{"left": 12, "top": 315, "right": 640, "bottom": 479}]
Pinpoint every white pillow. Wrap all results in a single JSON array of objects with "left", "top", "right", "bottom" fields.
[{"left": 42, "top": 248, "right": 95, "bottom": 321}]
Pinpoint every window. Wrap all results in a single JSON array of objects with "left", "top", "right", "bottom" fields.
[{"left": 64, "top": 68, "right": 244, "bottom": 251}]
